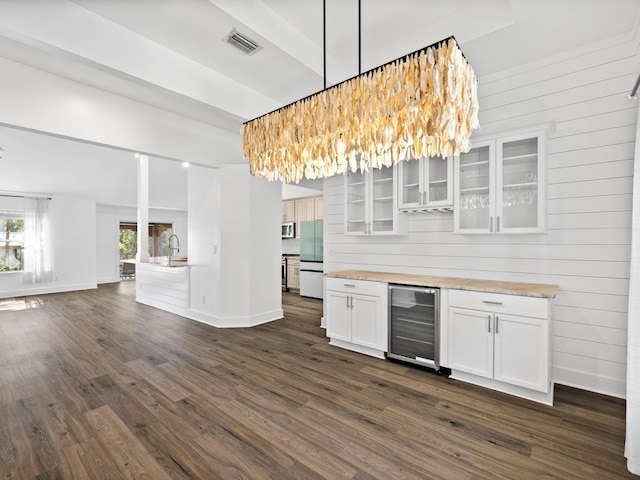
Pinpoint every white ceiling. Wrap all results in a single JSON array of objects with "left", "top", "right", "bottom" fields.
[{"left": 0, "top": 0, "right": 638, "bottom": 204}]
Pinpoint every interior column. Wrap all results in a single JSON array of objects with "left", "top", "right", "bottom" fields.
[{"left": 136, "top": 154, "right": 149, "bottom": 263}]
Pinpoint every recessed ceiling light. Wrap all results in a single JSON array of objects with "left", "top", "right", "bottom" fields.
[{"left": 182, "top": 162, "right": 190, "bottom": 168}]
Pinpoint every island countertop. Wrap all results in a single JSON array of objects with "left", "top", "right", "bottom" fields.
[{"left": 324, "top": 270, "right": 558, "bottom": 298}]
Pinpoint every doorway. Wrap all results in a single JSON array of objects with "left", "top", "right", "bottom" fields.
[{"left": 119, "top": 222, "right": 173, "bottom": 279}]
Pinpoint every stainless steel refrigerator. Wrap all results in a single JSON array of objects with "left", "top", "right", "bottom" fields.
[{"left": 299, "top": 220, "right": 323, "bottom": 299}]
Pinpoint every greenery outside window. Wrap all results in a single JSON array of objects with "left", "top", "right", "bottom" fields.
[
  {"left": 1, "top": 214, "right": 24, "bottom": 272},
  {"left": 119, "top": 222, "right": 173, "bottom": 260}
]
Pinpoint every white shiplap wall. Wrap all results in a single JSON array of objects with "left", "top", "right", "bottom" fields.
[{"left": 323, "top": 33, "right": 640, "bottom": 398}]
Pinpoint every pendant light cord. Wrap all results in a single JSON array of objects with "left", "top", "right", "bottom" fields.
[
  {"left": 358, "top": 0, "right": 361, "bottom": 75},
  {"left": 323, "top": 0, "right": 326, "bottom": 89},
  {"left": 323, "top": 0, "right": 361, "bottom": 87}
]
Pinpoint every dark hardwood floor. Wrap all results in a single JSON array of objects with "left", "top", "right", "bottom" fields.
[{"left": 0, "top": 282, "right": 634, "bottom": 479}]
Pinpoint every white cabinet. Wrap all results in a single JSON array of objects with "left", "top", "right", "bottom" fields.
[
  {"left": 454, "top": 130, "right": 546, "bottom": 234},
  {"left": 295, "top": 197, "right": 315, "bottom": 237},
  {"left": 282, "top": 200, "right": 295, "bottom": 222},
  {"left": 285, "top": 196, "right": 322, "bottom": 237},
  {"left": 325, "top": 278, "right": 386, "bottom": 358},
  {"left": 448, "top": 289, "right": 552, "bottom": 404},
  {"left": 314, "top": 197, "right": 324, "bottom": 220},
  {"left": 286, "top": 257, "right": 300, "bottom": 289},
  {"left": 398, "top": 156, "right": 453, "bottom": 212},
  {"left": 344, "top": 165, "right": 406, "bottom": 235}
]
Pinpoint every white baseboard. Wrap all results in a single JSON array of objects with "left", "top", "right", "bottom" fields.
[
  {"left": 553, "top": 366, "right": 626, "bottom": 399},
  {"left": 135, "top": 298, "right": 284, "bottom": 329},
  {"left": 97, "top": 276, "right": 121, "bottom": 284},
  {"left": 0, "top": 282, "right": 97, "bottom": 299},
  {"left": 450, "top": 370, "right": 554, "bottom": 405},
  {"left": 328, "top": 339, "right": 386, "bottom": 359}
]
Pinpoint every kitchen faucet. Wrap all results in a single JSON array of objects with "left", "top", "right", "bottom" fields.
[{"left": 168, "top": 234, "right": 180, "bottom": 264}]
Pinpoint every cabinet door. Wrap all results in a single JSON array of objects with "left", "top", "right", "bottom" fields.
[
  {"left": 345, "top": 170, "right": 367, "bottom": 234},
  {"left": 295, "top": 198, "right": 315, "bottom": 236},
  {"left": 493, "top": 314, "right": 549, "bottom": 392},
  {"left": 326, "top": 291, "right": 351, "bottom": 342},
  {"left": 351, "top": 294, "right": 380, "bottom": 349},
  {"left": 497, "top": 132, "right": 545, "bottom": 234},
  {"left": 448, "top": 307, "right": 493, "bottom": 379},
  {"left": 426, "top": 156, "right": 453, "bottom": 207},
  {"left": 314, "top": 197, "right": 324, "bottom": 220},
  {"left": 398, "top": 159, "right": 422, "bottom": 209},
  {"left": 454, "top": 141, "right": 495, "bottom": 233},
  {"left": 282, "top": 200, "right": 295, "bottom": 222},
  {"left": 287, "top": 264, "right": 299, "bottom": 289},
  {"left": 370, "top": 165, "right": 395, "bottom": 234}
]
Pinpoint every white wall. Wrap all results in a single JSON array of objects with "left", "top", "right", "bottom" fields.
[
  {"left": 323, "top": 33, "right": 639, "bottom": 398},
  {"left": 0, "top": 56, "right": 242, "bottom": 167},
  {"left": 188, "top": 164, "right": 282, "bottom": 327},
  {"left": 95, "top": 205, "right": 188, "bottom": 284},
  {"left": 248, "top": 171, "right": 283, "bottom": 319},
  {"left": 188, "top": 165, "right": 220, "bottom": 317},
  {"left": 0, "top": 195, "right": 96, "bottom": 298}
]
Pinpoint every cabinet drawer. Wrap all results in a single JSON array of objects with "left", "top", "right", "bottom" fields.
[
  {"left": 449, "top": 289, "right": 548, "bottom": 319},
  {"left": 326, "top": 277, "right": 380, "bottom": 296}
]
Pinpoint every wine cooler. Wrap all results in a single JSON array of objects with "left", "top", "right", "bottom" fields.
[{"left": 388, "top": 284, "right": 440, "bottom": 371}]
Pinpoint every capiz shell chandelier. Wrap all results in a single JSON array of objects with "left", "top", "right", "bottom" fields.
[{"left": 243, "top": 36, "right": 479, "bottom": 184}]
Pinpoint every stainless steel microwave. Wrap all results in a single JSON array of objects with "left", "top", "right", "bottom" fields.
[{"left": 282, "top": 221, "right": 295, "bottom": 238}]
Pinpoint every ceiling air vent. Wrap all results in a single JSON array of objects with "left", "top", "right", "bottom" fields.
[{"left": 224, "top": 29, "right": 262, "bottom": 55}]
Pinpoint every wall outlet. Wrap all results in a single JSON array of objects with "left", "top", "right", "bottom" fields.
[{"left": 213, "top": 244, "right": 218, "bottom": 254}]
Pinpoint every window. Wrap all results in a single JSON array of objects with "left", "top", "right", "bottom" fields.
[
  {"left": 0, "top": 213, "right": 24, "bottom": 272},
  {"left": 119, "top": 222, "right": 173, "bottom": 260}
]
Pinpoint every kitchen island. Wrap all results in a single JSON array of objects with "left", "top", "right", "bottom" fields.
[{"left": 135, "top": 260, "right": 190, "bottom": 317}]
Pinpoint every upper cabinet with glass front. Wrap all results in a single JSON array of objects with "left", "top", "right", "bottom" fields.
[
  {"left": 398, "top": 156, "right": 453, "bottom": 212},
  {"left": 454, "top": 129, "right": 546, "bottom": 234},
  {"left": 345, "top": 164, "right": 407, "bottom": 235}
]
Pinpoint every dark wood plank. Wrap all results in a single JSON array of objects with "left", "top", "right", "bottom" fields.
[{"left": 0, "top": 282, "right": 634, "bottom": 479}]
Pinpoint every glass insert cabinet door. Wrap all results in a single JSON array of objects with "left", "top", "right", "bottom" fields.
[
  {"left": 427, "top": 157, "right": 451, "bottom": 204},
  {"left": 455, "top": 130, "right": 546, "bottom": 234},
  {"left": 498, "top": 135, "right": 541, "bottom": 232},
  {"left": 456, "top": 141, "right": 494, "bottom": 233},
  {"left": 370, "top": 165, "right": 394, "bottom": 233},
  {"left": 344, "top": 164, "right": 400, "bottom": 235},
  {"left": 345, "top": 169, "right": 366, "bottom": 233},
  {"left": 399, "top": 159, "right": 421, "bottom": 207},
  {"left": 398, "top": 157, "right": 452, "bottom": 210}
]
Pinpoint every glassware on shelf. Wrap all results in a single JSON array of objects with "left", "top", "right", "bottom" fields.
[{"left": 460, "top": 192, "right": 490, "bottom": 210}]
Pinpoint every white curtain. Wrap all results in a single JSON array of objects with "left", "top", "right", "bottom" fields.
[
  {"left": 22, "top": 196, "right": 54, "bottom": 284},
  {"left": 626, "top": 103, "right": 640, "bottom": 475}
]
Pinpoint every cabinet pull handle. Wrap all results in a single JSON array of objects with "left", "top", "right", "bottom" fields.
[
  {"left": 350, "top": 296, "right": 354, "bottom": 309},
  {"left": 497, "top": 216, "right": 501, "bottom": 232},
  {"left": 487, "top": 315, "right": 492, "bottom": 333},
  {"left": 343, "top": 284, "right": 356, "bottom": 288},
  {"left": 495, "top": 315, "right": 499, "bottom": 334},
  {"left": 346, "top": 296, "right": 350, "bottom": 309},
  {"left": 490, "top": 216, "right": 494, "bottom": 232},
  {"left": 482, "top": 300, "right": 503, "bottom": 306}
]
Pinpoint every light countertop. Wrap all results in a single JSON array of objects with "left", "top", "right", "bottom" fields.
[{"left": 325, "top": 270, "right": 558, "bottom": 298}]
